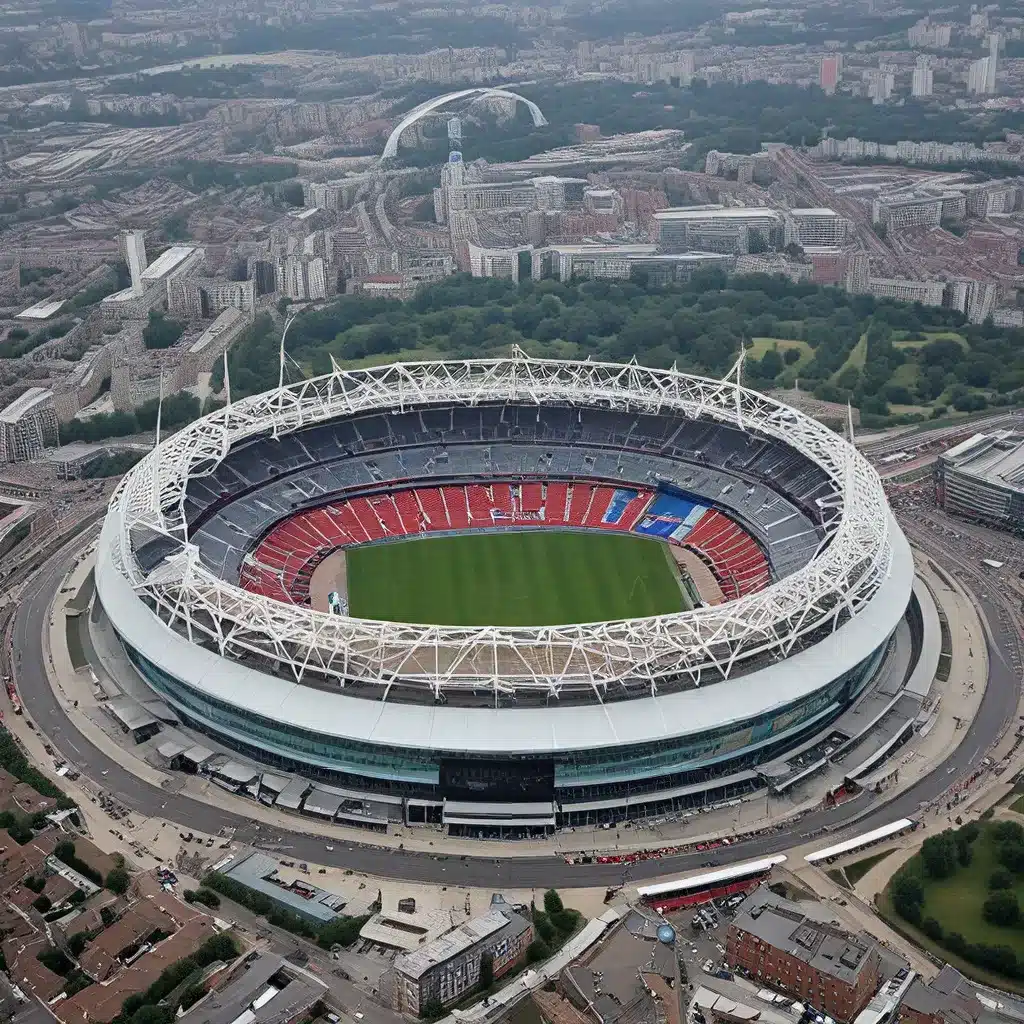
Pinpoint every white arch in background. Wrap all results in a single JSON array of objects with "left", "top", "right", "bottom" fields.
[{"left": 380, "top": 87, "right": 548, "bottom": 160}]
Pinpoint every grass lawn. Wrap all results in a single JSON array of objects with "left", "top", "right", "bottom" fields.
[
  {"left": 844, "top": 849, "right": 894, "bottom": 886},
  {"left": 346, "top": 530, "right": 686, "bottom": 626},
  {"left": 1010, "top": 795, "right": 1024, "bottom": 815},
  {"left": 749, "top": 337, "right": 813, "bottom": 370},
  {"left": 831, "top": 333, "right": 867, "bottom": 381},
  {"left": 893, "top": 330, "right": 967, "bottom": 349},
  {"left": 899, "top": 826, "right": 1024, "bottom": 956}
]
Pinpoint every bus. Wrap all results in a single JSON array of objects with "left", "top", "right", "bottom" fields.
[{"left": 636, "top": 855, "right": 787, "bottom": 912}]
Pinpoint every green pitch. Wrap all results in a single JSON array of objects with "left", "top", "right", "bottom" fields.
[{"left": 346, "top": 530, "right": 687, "bottom": 626}]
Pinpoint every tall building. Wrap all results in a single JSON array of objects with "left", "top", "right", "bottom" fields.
[
  {"left": 0, "top": 388, "right": 59, "bottom": 463},
  {"left": 986, "top": 32, "right": 1000, "bottom": 92},
  {"left": 121, "top": 230, "right": 148, "bottom": 296},
  {"left": 819, "top": 55, "right": 842, "bottom": 94},
  {"left": 968, "top": 57, "right": 991, "bottom": 95},
  {"left": 912, "top": 57, "right": 933, "bottom": 97},
  {"left": 866, "top": 68, "right": 894, "bottom": 104},
  {"left": 908, "top": 18, "right": 951, "bottom": 47}
]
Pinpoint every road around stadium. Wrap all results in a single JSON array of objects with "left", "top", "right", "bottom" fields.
[{"left": 9, "top": 517, "right": 1021, "bottom": 889}]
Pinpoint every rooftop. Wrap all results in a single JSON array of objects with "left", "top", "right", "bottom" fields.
[
  {"left": 788, "top": 208, "right": 839, "bottom": 217},
  {"left": 654, "top": 206, "right": 781, "bottom": 221},
  {"left": 941, "top": 430, "right": 1024, "bottom": 491},
  {"left": 731, "top": 885, "right": 878, "bottom": 987},
  {"left": 17, "top": 298, "right": 65, "bottom": 320},
  {"left": 396, "top": 908, "right": 522, "bottom": 980},
  {"left": 0, "top": 387, "right": 53, "bottom": 424},
  {"left": 141, "top": 245, "right": 199, "bottom": 281}
]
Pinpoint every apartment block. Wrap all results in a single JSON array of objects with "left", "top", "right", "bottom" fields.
[
  {"left": 386, "top": 905, "right": 531, "bottom": 1015},
  {"left": 0, "top": 388, "right": 60, "bottom": 463},
  {"left": 867, "top": 278, "right": 945, "bottom": 307},
  {"left": 727, "top": 887, "right": 881, "bottom": 1022},
  {"left": 654, "top": 206, "right": 782, "bottom": 254}
]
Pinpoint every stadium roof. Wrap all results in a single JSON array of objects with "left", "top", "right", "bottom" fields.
[
  {"left": 97, "top": 355, "right": 903, "bottom": 705},
  {"left": 94, "top": 518, "right": 912, "bottom": 755}
]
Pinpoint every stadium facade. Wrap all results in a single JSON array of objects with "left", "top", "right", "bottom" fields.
[{"left": 95, "top": 356, "right": 916, "bottom": 831}]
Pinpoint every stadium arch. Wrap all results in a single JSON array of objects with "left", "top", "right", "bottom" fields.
[{"left": 381, "top": 87, "right": 548, "bottom": 160}]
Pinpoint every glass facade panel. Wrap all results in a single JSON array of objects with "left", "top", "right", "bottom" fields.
[{"left": 121, "top": 631, "right": 890, "bottom": 799}]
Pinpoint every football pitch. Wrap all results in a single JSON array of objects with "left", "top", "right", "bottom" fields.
[{"left": 346, "top": 530, "right": 687, "bottom": 626}]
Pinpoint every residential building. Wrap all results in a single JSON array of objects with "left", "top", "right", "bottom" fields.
[
  {"left": 908, "top": 18, "right": 951, "bottom": 47},
  {"left": 871, "top": 194, "right": 942, "bottom": 230},
  {"left": 867, "top": 278, "right": 945, "bottom": 307},
  {"left": 819, "top": 55, "right": 841, "bottom": 94},
  {"left": 466, "top": 244, "right": 526, "bottom": 281},
  {"left": 898, "top": 966, "right": 980, "bottom": 1024},
  {"left": 387, "top": 904, "right": 532, "bottom": 1015},
  {"left": 987, "top": 32, "right": 1000, "bottom": 93},
  {"left": 911, "top": 58, "right": 933, "bottom": 98},
  {"left": 968, "top": 57, "right": 991, "bottom": 95},
  {"left": 727, "top": 886, "right": 882, "bottom": 1022},
  {"left": 0, "top": 388, "right": 59, "bottom": 463},
  {"left": 866, "top": 68, "right": 894, "bottom": 104},
  {"left": 121, "top": 230, "right": 148, "bottom": 295}
]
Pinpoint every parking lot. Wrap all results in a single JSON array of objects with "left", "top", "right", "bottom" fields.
[{"left": 665, "top": 891, "right": 748, "bottom": 984}]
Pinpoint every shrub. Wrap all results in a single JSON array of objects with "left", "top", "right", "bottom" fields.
[
  {"left": 921, "top": 917, "right": 944, "bottom": 941},
  {"left": 527, "top": 939, "right": 552, "bottom": 963},
  {"left": 990, "top": 869, "right": 1014, "bottom": 890}
]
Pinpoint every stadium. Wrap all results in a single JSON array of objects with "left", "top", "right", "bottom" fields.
[{"left": 94, "top": 353, "right": 918, "bottom": 836}]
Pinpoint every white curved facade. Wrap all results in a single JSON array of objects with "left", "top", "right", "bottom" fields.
[
  {"left": 381, "top": 88, "right": 548, "bottom": 160},
  {"left": 95, "top": 355, "right": 914, "bottom": 812}
]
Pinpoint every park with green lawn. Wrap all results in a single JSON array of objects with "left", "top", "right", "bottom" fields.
[{"left": 884, "top": 816, "right": 1024, "bottom": 987}]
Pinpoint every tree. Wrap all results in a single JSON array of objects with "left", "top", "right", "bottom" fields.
[
  {"left": 890, "top": 871, "right": 924, "bottom": 924},
  {"left": 993, "top": 821, "right": 1024, "bottom": 843},
  {"left": 543, "top": 889, "right": 564, "bottom": 916},
  {"left": 163, "top": 212, "right": 190, "bottom": 241},
  {"left": 990, "top": 869, "right": 1013, "bottom": 890},
  {"left": 920, "top": 832, "right": 958, "bottom": 880},
  {"left": 758, "top": 348, "right": 784, "bottom": 379},
  {"left": 479, "top": 951, "right": 494, "bottom": 990},
  {"left": 32, "top": 895, "right": 51, "bottom": 913},
  {"left": 142, "top": 310, "right": 185, "bottom": 350},
  {"left": 420, "top": 998, "right": 445, "bottom": 1021},
  {"left": 921, "top": 917, "right": 943, "bottom": 941},
  {"left": 106, "top": 867, "right": 131, "bottom": 895},
  {"left": 1000, "top": 840, "right": 1024, "bottom": 874},
  {"left": 983, "top": 890, "right": 1020, "bottom": 927}
]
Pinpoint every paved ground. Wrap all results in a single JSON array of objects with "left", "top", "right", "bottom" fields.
[{"left": 9, "top": 520, "right": 1022, "bottom": 888}]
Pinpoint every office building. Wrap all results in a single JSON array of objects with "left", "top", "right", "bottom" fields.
[
  {"left": 386, "top": 905, "right": 532, "bottom": 1015},
  {"left": 819, "top": 55, "right": 841, "bottom": 94},
  {"left": 0, "top": 388, "right": 59, "bottom": 463},
  {"left": 784, "top": 208, "right": 844, "bottom": 247},
  {"left": 911, "top": 58, "right": 933, "bottom": 98},
  {"left": 727, "top": 886, "right": 883, "bottom": 1022},
  {"left": 654, "top": 206, "right": 782, "bottom": 255}
]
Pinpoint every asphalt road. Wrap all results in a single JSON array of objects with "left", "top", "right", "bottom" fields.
[{"left": 11, "top": 525, "right": 1022, "bottom": 889}]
